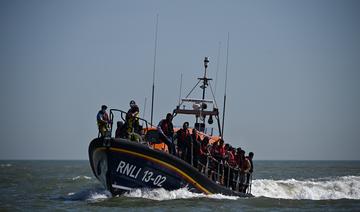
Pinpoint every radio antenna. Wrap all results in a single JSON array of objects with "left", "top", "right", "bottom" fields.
[
  {"left": 150, "top": 14, "right": 159, "bottom": 126},
  {"left": 221, "top": 33, "right": 230, "bottom": 138},
  {"left": 178, "top": 73, "right": 183, "bottom": 105},
  {"left": 142, "top": 97, "right": 147, "bottom": 120},
  {"left": 214, "top": 41, "right": 221, "bottom": 96}
]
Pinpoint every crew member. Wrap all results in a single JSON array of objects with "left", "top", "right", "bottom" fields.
[
  {"left": 126, "top": 100, "right": 140, "bottom": 135},
  {"left": 157, "top": 113, "right": 175, "bottom": 155},
  {"left": 97, "top": 105, "right": 111, "bottom": 137}
]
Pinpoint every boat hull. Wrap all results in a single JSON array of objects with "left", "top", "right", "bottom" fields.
[{"left": 89, "top": 138, "right": 252, "bottom": 197}]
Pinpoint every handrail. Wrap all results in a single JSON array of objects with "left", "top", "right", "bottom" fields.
[
  {"left": 109, "top": 108, "right": 155, "bottom": 137},
  {"left": 196, "top": 155, "right": 252, "bottom": 193}
]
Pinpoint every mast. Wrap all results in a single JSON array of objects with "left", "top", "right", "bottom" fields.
[
  {"left": 173, "top": 58, "right": 221, "bottom": 135},
  {"left": 201, "top": 57, "right": 209, "bottom": 100},
  {"left": 150, "top": 14, "right": 159, "bottom": 126},
  {"left": 200, "top": 57, "right": 210, "bottom": 126}
]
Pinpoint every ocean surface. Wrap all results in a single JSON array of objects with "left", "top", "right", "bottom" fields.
[{"left": 1, "top": 160, "right": 359, "bottom": 211}]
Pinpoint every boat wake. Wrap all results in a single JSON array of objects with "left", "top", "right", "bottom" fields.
[
  {"left": 71, "top": 175, "right": 92, "bottom": 181},
  {"left": 62, "top": 188, "right": 112, "bottom": 202},
  {"left": 123, "top": 187, "right": 239, "bottom": 201},
  {"left": 0, "top": 163, "right": 12, "bottom": 168},
  {"left": 252, "top": 175, "right": 360, "bottom": 200},
  {"left": 63, "top": 175, "right": 360, "bottom": 202},
  {"left": 62, "top": 187, "right": 238, "bottom": 202}
]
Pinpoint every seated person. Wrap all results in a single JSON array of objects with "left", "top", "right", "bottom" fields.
[{"left": 115, "top": 121, "right": 128, "bottom": 139}]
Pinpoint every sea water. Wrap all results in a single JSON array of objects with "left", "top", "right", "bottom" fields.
[{"left": 1, "top": 160, "right": 359, "bottom": 211}]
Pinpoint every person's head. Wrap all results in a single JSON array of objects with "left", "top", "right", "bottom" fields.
[
  {"left": 240, "top": 150, "right": 245, "bottom": 157},
  {"left": 101, "top": 105, "right": 107, "bottom": 112},
  {"left": 183, "top": 122, "right": 189, "bottom": 129},
  {"left": 202, "top": 137, "right": 209, "bottom": 145},
  {"left": 166, "top": 113, "right": 173, "bottom": 121},
  {"left": 219, "top": 139, "right": 224, "bottom": 146},
  {"left": 117, "top": 121, "right": 124, "bottom": 128},
  {"left": 130, "top": 100, "right": 136, "bottom": 108},
  {"left": 192, "top": 128, "right": 197, "bottom": 134},
  {"left": 225, "top": 143, "right": 230, "bottom": 150},
  {"left": 249, "top": 152, "right": 254, "bottom": 159}
]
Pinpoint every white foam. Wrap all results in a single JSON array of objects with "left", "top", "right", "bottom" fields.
[
  {"left": 0, "top": 163, "right": 12, "bottom": 167},
  {"left": 72, "top": 176, "right": 92, "bottom": 181},
  {"left": 124, "top": 187, "right": 238, "bottom": 201},
  {"left": 87, "top": 191, "right": 111, "bottom": 202},
  {"left": 252, "top": 175, "right": 360, "bottom": 200},
  {"left": 64, "top": 189, "right": 111, "bottom": 202}
]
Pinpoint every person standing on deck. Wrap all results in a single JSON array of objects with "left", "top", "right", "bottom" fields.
[
  {"left": 97, "top": 105, "right": 111, "bottom": 138},
  {"left": 176, "top": 122, "right": 191, "bottom": 160},
  {"left": 191, "top": 128, "right": 201, "bottom": 168},
  {"left": 210, "top": 139, "right": 225, "bottom": 184},
  {"left": 199, "top": 136, "right": 211, "bottom": 173},
  {"left": 157, "top": 113, "right": 175, "bottom": 155},
  {"left": 126, "top": 100, "right": 140, "bottom": 135},
  {"left": 243, "top": 152, "right": 254, "bottom": 192},
  {"left": 238, "top": 150, "right": 251, "bottom": 192}
]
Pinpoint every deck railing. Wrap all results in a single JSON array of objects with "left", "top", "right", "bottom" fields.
[{"left": 197, "top": 155, "right": 252, "bottom": 194}]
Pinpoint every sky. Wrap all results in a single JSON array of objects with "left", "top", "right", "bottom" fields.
[{"left": 0, "top": 0, "right": 359, "bottom": 160}]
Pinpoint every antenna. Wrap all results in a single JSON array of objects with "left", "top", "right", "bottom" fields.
[
  {"left": 214, "top": 42, "right": 221, "bottom": 96},
  {"left": 150, "top": 14, "right": 159, "bottom": 126},
  {"left": 178, "top": 73, "right": 183, "bottom": 105},
  {"left": 142, "top": 97, "right": 147, "bottom": 120},
  {"left": 222, "top": 33, "right": 230, "bottom": 138}
]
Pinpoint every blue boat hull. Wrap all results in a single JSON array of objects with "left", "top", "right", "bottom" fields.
[{"left": 88, "top": 138, "right": 252, "bottom": 197}]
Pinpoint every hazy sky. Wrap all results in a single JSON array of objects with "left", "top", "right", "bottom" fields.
[{"left": 1, "top": 0, "right": 359, "bottom": 160}]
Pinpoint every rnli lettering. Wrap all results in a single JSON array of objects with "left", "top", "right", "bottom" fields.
[
  {"left": 115, "top": 160, "right": 167, "bottom": 187},
  {"left": 116, "top": 160, "right": 142, "bottom": 179}
]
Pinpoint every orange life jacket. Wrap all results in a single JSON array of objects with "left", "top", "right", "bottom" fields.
[{"left": 151, "top": 142, "right": 168, "bottom": 152}]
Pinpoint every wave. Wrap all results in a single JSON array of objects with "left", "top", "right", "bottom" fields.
[
  {"left": 252, "top": 175, "right": 360, "bottom": 200},
  {"left": 61, "top": 187, "right": 237, "bottom": 202},
  {"left": 124, "top": 187, "right": 239, "bottom": 201},
  {"left": 0, "top": 163, "right": 12, "bottom": 167},
  {"left": 86, "top": 191, "right": 111, "bottom": 202},
  {"left": 63, "top": 189, "right": 111, "bottom": 202},
  {"left": 71, "top": 176, "right": 92, "bottom": 181},
  {"left": 64, "top": 175, "right": 360, "bottom": 201}
]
